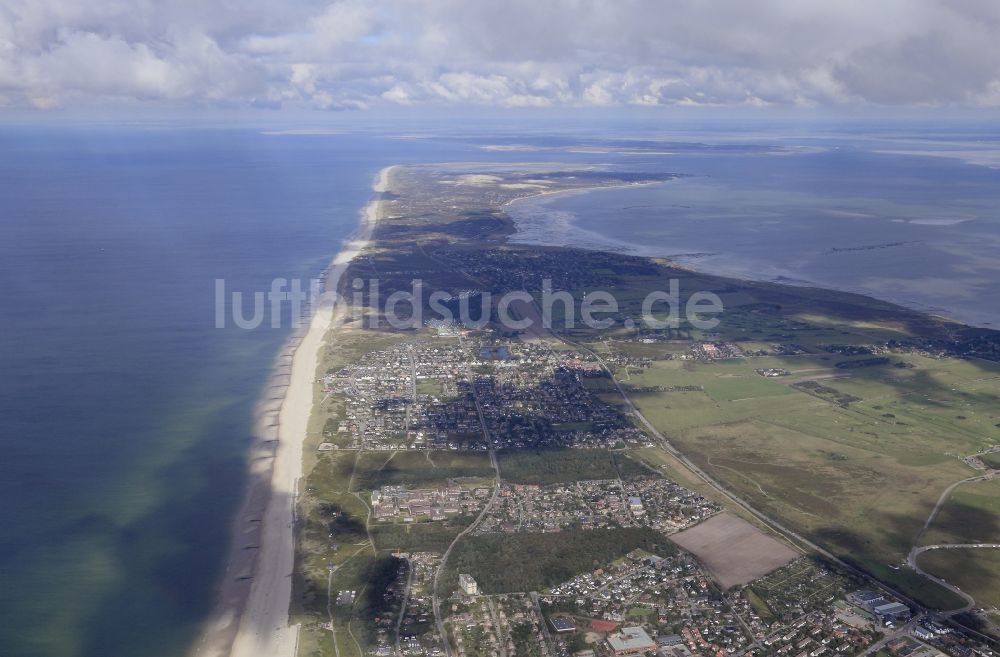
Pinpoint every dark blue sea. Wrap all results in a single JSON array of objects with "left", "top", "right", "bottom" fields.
[
  {"left": 0, "top": 125, "right": 491, "bottom": 657},
  {"left": 0, "top": 120, "right": 629, "bottom": 657}
]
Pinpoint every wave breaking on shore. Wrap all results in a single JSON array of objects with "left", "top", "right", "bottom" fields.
[{"left": 192, "top": 165, "right": 395, "bottom": 657}]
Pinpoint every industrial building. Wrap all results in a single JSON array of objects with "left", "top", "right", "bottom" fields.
[{"left": 874, "top": 602, "right": 911, "bottom": 623}]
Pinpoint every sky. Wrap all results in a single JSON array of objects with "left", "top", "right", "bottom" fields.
[{"left": 1, "top": 0, "right": 999, "bottom": 113}]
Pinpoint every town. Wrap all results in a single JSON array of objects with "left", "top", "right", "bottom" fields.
[
  {"left": 474, "top": 478, "right": 719, "bottom": 535},
  {"left": 383, "top": 546, "right": 934, "bottom": 657},
  {"left": 307, "top": 325, "right": 999, "bottom": 657},
  {"left": 322, "top": 339, "right": 650, "bottom": 452}
]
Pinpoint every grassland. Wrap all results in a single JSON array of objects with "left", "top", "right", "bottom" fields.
[
  {"left": 443, "top": 528, "right": 677, "bottom": 594},
  {"left": 587, "top": 327, "right": 1000, "bottom": 608},
  {"left": 351, "top": 450, "right": 494, "bottom": 491},
  {"left": 981, "top": 452, "right": 1000, "bottom": 469},
  {"left": 292, "top": 450, "right": 381, "bottom": 657},
  {"left": 291, "top": 446, "right": 492, "bottom": 657},
  {"left": 918, "top": 549, "right": 1000, "bottom": 609},
  {"left": 744, "top": 588, "right": 777, "bottom": 622},
  {"left": 496, "top": 448, "right": 649, "bottom": 484},
  {"left": 922, "top": 478, "right": 1000, "bottom": 545}
]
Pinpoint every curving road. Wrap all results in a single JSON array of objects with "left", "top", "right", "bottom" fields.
[
  {"left": 907, "top": 542, "right": 1000, "bottom": 614},
  {"left": 915, "top": 473, "right": 995, "bottom": 546},
  {"left": 908, "top": 469, "right": 998, "bottom": 614}
]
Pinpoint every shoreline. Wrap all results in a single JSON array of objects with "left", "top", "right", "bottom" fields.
[
  {"left": 195, "top": 161, "right": 991, "bottom": 657},
  {"left": 193, "top": 165, "right": 396, "bottom": 657},
  {"left": 506, "top": 183, "right": 996, "bottom": 329}
]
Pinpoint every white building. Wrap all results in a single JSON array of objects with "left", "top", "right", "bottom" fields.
[{"left": 459, "top": 573, "right": 478, "bottom": 596}]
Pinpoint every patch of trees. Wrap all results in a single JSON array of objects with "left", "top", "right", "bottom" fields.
[
  {"left": 497, "top": 448, "right": 649, "bottom": 485},
  {"left": 446, "top": 528, "right": 677, "bottom": 594}
]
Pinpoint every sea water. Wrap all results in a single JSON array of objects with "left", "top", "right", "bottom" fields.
[
  {"left": 0, "top": 124, "right": 480, "bottom": 657},
  {"left": 508, "top": 125, "right": 1000, "bottom": 326}
]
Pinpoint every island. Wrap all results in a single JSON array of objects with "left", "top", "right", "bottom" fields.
[{"left": 233, "top": 163, "right": 1000, "bottom": 657}]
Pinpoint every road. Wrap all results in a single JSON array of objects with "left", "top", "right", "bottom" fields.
[
  {"left": 405, "top": 345, "right": 416, "bottom": 432},
  {"left": 530, "top": 592, "right": 555, "bottom": 657},
  {"left": 915, "top": 472, "right": 995, "bottom": 545},
  {"left": 486, "top": 597, "right": 509, "bottom": 657},
  {"left": 858, "top": 615, "right": 923, "bottom": 657},
  {"left": 914, "top": 543, "right": 1000, "bottom": 552},
  {"left": 393, "top": 559, "right": 414, "bottom": 656},
  {"left": 432, "top": 357, "right": 503, "bottom": 657},
  {"left": 906, "top": 543, "right": 1000, "bottom": 614},
  {"left": 906, "top": 469, "right": 997, "bottom": 615}
]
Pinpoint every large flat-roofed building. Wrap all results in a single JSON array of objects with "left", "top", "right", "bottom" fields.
[
  {"left": 607, "top": 626, "right": 656, "bottom": 655},
  {"left": 550, "top": 617, "right": 577, "bottom": 633},
  {"left": 852, "top": 590, "right": 885, "bottom": 608},
  {"left": 874, "top": 602, "right": 910, "bottom": 622}
]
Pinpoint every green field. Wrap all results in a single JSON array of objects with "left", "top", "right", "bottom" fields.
[
  {"left": 981, "top": 452, "right": 1000, "bottom": 469},
  {"left": 923, "top": 478, "right": 1000, "bottom": 545},
  {"left": 352, "top": 450, "right": 494, "bottom": 491},
  {"left": 593, "top": 328, "right": 1000, "bottom": 609},
  {"left": 918, "top": 548, "right": 1000, "bottom": 609},
  {"left": 370, "top": 515, "right": 476, "bottom": 552},
  {"left": 443, "top": 528, "right": 677, "bottom": 594},
  {"left": 496, "top": 448, "right": 649, "bottom": 484},
  {"left": 744, "top": 588, "right": 776, "bottom": 622}
]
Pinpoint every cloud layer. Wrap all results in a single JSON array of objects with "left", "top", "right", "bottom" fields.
[{"left": 1, "top": 0, "right": 999, "bottom": 110}]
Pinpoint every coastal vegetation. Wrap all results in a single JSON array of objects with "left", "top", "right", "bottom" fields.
[
  {"left": 918, "top": 549, "right": 1000, "bottom": 609},
  {"left": 442, "top": 528, "right": 676, "bottom": 594},
  {"left": 352, "top": 450, "right": 494, "bottom": 491},
  {"left": 921, "top": 478, "right": 1000, "bottom": 546},
  {"left": 496, "top": 447, "right": 649, "bottom": 484},
  {"left": 369, "top": 515, "right": 477, "bottom": 552}
]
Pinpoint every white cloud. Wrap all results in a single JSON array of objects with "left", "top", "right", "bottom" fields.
[
  {"left": 582, "top": 80, "right": 616, "bottom": 107},
  {"left": 0, "top": 0, "right": 998, "bottom": 110}
]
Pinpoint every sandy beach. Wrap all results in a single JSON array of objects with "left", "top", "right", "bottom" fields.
[{"left": 193, "top": 165, "right": 395, "bottom": 657}]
